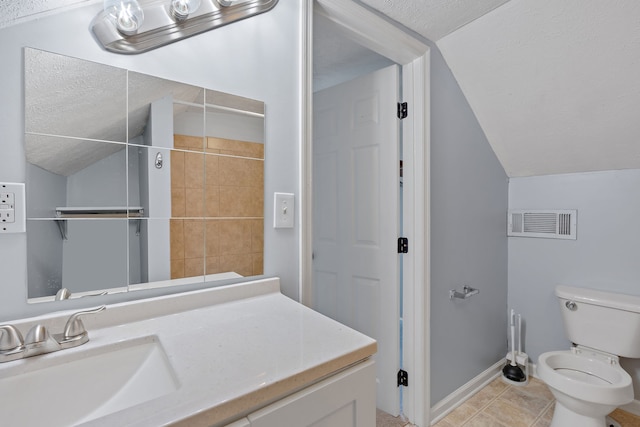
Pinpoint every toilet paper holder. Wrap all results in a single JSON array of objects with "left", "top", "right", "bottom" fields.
[{"left": 449, "top": 286, "right": 479, "bottom": 300}]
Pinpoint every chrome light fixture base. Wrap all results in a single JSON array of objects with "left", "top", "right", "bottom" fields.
[
  {"left": 169, "top": 0, "right": 202, "bottom": 21},
  {"left": 92, "top": 0, "right": 279, "bottom": 54}
]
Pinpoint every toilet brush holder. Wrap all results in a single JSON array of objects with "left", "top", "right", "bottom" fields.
[{"left": 503, "top": 351, "right": 529, "bottom": 386}]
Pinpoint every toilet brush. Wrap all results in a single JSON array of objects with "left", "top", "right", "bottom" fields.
[
  {"left": 502, "top": 309, "right": 526, "bottom": 382},
  {"left": 518, "top": 314, "right": 522, "bottom": 356}
]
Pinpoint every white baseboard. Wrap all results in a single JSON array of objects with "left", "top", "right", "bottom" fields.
[
  {"left": 430, "top": 360, "right": 504, "bottom": 425},
  {"left": 530, "top": 362, "right": 538, "bottom": 378}
]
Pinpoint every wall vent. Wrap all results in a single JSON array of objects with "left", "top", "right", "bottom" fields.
[{"left": 508, "top": 210, "right": 577, "bottom": 240}]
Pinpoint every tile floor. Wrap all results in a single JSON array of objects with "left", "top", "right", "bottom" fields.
[
  {"left": 376, "top": 409, "right": 414, "bottom": 427},
  {"left": 377, "top": 376, "right": 640, "bottom": 427}
]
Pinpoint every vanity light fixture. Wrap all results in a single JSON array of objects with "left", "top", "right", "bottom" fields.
[
  {"left": 103, "top": 0, "right": 145, "bottom": 35},
  {"left": 92, "top": 0, "right": 279, "bottom": 54},
  {"left": 218, "top": 0, "right": 250, "bottom": 6},
  {"left": 169, "top": 0, "right": 202, "bottom": 21}
]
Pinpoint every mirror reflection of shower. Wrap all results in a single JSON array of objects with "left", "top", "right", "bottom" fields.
[{"left": 24, "top": 48, "right": 265, "bottom": 302}]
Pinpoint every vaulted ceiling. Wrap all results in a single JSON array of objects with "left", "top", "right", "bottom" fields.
[
  {"left": 358, "top": 0, "right": 510, "bottom": 41},
  {"left": 359, "top": 0, "right": 640, "bottom": 177},
  {"left": 4, "top": 0, "right": 640, "bottom": 178}
]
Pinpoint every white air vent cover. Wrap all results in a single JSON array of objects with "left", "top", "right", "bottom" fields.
[{"left": 508, "top": 209, "right": 577, "bottom": 240}]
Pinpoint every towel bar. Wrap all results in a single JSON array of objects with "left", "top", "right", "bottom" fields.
[{"left": 449, "top": 286, "right": 479, "bottom": 300}]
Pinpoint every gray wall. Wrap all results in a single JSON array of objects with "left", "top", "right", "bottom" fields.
[
  {"left": 65, "top": 148, "right": 130, "bottom": 293},
  {"left": 430, "top": 45, "right": 509, "bottom": 405},
  {"left": 0, "top": 1, "right": 303, "bottom": 320},
  {"left": 27, "top": 144, "right": 140, "bottom": 295},
  {"left": 62, "top": 219, "right": 128, "bottom": 292},
  {"left": 508, "top": 169, "right": 640, "bottom": 399},
  {"left": 66, "top": 148, "right": 127, "bottom": 206},
  {"left": 144, "top": 97, "right": 172, "bottom": 282},
  {"left": 25, "top": 164, "right": 66, "bottom": 218},
  {"left": 25, "top": 164, "right": 65, "bottom": 297}
]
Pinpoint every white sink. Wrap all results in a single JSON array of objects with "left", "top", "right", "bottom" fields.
[{"left": 0, "top": 335, "right": 179, "bottom": 426}]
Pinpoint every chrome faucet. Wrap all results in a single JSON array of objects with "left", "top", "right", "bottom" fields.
[
  {"left": 0, "top": 325, "right": 24, "bottom": 363},
  {"left": 55, "top": 288, "right": 108, "bottom": 300},
  {"left": 0, "top": 305, "right": 106, "bottom": 363},
  {"left": 55, "top": 287, "right": 72, "bottom": 300},
  {"left": 54, "top": 305, "right": 106, "bottom": 349},
  {"left": 24, "top": 324, "right": 61, "bottom": 357}
]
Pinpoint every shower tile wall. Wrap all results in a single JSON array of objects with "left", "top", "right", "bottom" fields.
[{"left": 170, "top": 134, "right": 264, "bottom": 279}]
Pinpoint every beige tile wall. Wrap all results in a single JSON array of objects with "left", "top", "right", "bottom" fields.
[{"left": 170, "top": 134, "right": 264, "bottom": 279}]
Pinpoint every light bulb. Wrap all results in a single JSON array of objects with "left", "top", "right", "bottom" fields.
[
  {"left": 104, "top": 0, "right": 144, "bottom": 35},
  {"left": 170, "top": 0, "right": 202, "bottom": 21}
]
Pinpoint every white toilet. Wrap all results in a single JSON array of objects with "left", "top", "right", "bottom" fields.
[{"left": 537, "top": 285, "right": 638, "bottom": 427}]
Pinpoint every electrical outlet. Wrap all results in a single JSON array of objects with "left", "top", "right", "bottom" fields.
[
  {"left": 273, "top": 192, "right": 294, "bottom": 229},
  {"left": 0, "top": 183, "right": 25, "bottom": 233},
  {"left": 1, "top": 192, "right": 15, "bottom": 205},
  {"left": 0, "top": 209, "right": 15, "bottom": 223}
]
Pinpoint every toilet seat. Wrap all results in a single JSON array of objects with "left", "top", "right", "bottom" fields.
[{"left": 538, "top": 349, "right": 633, "bottom": 406}]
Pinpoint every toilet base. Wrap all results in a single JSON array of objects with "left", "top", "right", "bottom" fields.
[
  {"left": 550, "top": 400, "right": 608, "bottom": 427},
  {"left": 606, "top": 416, "right": 622, "bottom": 427}
]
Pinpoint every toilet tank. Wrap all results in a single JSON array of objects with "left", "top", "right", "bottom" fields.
[{"left": 556, "top": 285, "right": 640, "bottom": 358}]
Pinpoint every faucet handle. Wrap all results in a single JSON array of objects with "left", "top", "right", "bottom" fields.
[
  {"left": 62, "top": 305, "right": 106, "bottom": 341},
  {"left": 0, "top": 324, "right": 24, "bottom": 353},
  {"left": 55, "top": 288, "right": 72, "bottom": 301},
  {"left": 25, "top": 324, "right": 50, "bottom": 346},
  {"left": 24, "top": 324, "right": 61, "bottom": 356}
]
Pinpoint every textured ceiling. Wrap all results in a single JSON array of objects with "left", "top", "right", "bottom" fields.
[
  {"left": 358, "top": 0, "right": 511, "bottom": 41},
  {"left": 331, "top": 0, "right": 640, "bottom": 177},
  {"left": 25, "top": 48, "right": 205, "bottom": 176},
  {"left": 0, "top": 0, "right": 94, "bottom": 28},
  {"left": 437, "top": 0, "right": 640, "bottom": 176}
]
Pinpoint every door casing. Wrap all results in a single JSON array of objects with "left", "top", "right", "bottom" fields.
[{"left": 301, "top": 0, "right": 431, "bottom": 425}]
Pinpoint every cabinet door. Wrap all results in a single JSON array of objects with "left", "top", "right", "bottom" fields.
[{"left": 248, "top": 360, "right": 375, "bottom": 427}]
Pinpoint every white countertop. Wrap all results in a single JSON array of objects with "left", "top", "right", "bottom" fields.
[{"left": 2, "top": 278, "right": 377, "bottom": 427}]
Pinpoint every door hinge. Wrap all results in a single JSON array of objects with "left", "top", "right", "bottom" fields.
[
  {"left": 397, "top": 102, "right": 408, "bottom": 119},
  {"left": 397, "top": 369, "right": 408, "bottom": 387},
  {"left": 398, "top": 237, "right": 408, "bottom": 254}
]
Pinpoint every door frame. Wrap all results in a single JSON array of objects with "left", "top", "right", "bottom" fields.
[{"left": 300, "top": 1, "right": 431, "bottom": 425}]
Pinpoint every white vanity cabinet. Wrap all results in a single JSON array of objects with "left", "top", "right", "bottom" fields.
[{"left": 246, "top": 360, "right": 376, "bottom": 427}]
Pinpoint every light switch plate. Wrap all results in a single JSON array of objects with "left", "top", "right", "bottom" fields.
[
  {"left": 274, "top": 192, "right": 294, "bottom": 229},
  {"left": 0, "top": 182, "right": 26, "bottom": 233}
]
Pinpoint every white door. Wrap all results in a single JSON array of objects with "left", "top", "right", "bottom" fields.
[{"left": 312, "top": 64, "right": 401, "bottom": 415}]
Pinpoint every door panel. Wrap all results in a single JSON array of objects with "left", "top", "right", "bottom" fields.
[{"left": 312, "top": 64, "right": 400, "bottom": 415}]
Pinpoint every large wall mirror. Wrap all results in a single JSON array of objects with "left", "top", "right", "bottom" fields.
[{"left": 24, "top": 48, "right": 265, "bottom": 303}]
